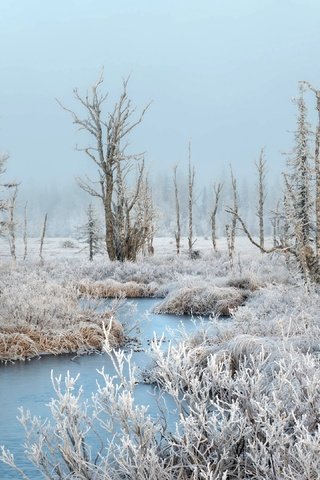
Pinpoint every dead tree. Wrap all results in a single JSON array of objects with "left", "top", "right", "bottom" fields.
[
  {"left": 173, "top": 164, "right": 181, "bottom": 254},
  {"left": 39, "top": 213, "right": 48, "bottom": 262},
  {"left": 23, "top": 202, "right": 28, "bottom": 260},
  {"left": 210, "top": 182, "right": 223, "bottom": 251},
  {"left": 270, "top": 200, "right": 281, "bottom": 247},
  {"left": 0, "top": 154, "right": 10, "bottom": 236},
  {"left": 142, "top": 179, "right": 155, "bottom": 256},
  {"left": 255, "top": 148, "right": 267, "bottom": 250},
  {"left": 58, "top": 73, "right": 151, "bottom": 262},
  {"left": 229, "top": 167, "right": 238, "bottom": 257},
  {"left": 0, "top": 155, "right": 20, "bottom": 257},
  {"left": 7, "top": 183, "right": 19, "bottom": 261},
  {"left": 226, "top": 83, "right": 320, "bottom": 284},
  {"left": 188, "top": 142, "right": 196, "bottom": 254},
  {"left": 134, "top": 176, "right": 154, "bottom": 257}
]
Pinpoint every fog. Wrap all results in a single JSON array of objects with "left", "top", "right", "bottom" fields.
[{"left": 1, "top": 0, "right": 320, "bottom": 234}]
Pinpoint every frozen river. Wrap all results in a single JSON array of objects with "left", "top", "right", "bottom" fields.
[{"left": 0, "top": 298, "right": 218, "bottom": 479}]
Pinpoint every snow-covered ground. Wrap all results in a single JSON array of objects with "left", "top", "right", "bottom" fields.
[
  {"left": 1, "top": 235, "right": 319, "bottom": 478},
  {"left": 0, "top": 235, "right": 270, "bottom": 260}
]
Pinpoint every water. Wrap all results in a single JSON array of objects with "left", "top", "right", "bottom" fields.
[{"left": 0, "top": 298, "right": 217, "bottom": 479}]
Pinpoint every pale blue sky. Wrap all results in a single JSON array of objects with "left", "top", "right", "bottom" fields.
[{"left": 1, "top": 0, "right": 320, "bottom": 187}]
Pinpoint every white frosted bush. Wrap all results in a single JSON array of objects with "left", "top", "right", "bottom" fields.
[
  {"left": 154, "top": 285, "right": 248, "bottom": 316},
  {"left": 1, "top": 330, "right": 319, "bottom": 479}
]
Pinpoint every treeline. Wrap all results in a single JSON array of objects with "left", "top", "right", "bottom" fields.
[{"left": 2, "top": 76, "right": 320, "bottom": 281}]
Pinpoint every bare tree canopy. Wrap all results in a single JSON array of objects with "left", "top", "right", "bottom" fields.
[{"left": 58, "top": 73, "right": 153, "bottom": 262}]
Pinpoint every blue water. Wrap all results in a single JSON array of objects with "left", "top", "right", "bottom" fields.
[{"left": 0, "top": 299, "right": 216, "bottom": 479}]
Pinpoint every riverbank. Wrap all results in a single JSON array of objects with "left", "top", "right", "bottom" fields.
[
  {"left": 0, "top": 236, "right": 290, "bottom": 362},
  {"left": 1, "top": 238, "right": 320, "bottom": 478}
]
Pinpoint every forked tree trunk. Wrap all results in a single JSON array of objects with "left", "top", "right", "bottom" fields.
[{"left": 58, "top": 74, "right": 151, "bottom": 262}]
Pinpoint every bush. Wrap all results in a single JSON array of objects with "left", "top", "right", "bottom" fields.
[{"left": 1, "top": 333, "right": 319, "bottom": 479}]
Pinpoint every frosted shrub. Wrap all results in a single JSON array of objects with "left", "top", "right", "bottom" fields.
[
  {"left": 78, "top": 279, "right": 158, "bottom": 298},
  {"left": 154, "top": 285, "right": 248, "bottom": 316},
  {"left": 0, "top": 266, "right": 123, "bottom": 361},
  {"left": 232, "top": 283, "right": 320, "bottom": 341},
  {"left": 2, "top": 331, "right": 320, "bottom": 479}
]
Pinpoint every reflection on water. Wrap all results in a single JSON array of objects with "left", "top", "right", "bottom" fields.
[{"left": 0, "top": 298, "right": 218, "bottom": 479}]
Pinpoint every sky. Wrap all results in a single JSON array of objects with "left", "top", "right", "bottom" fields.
[{"left": 1, "top": 0, "right": 320, "bottom": 189}]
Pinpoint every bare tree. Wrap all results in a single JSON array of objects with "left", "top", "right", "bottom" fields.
[
  {"left": 270, "top": 200, "right": 281, "bottom": 248},
  {"left": 58, "top": 73, "right": 151, "bottom": 262},
  {"left": 173, "top": 164, "right": 181, "bottom": 254},
  {"left": 133, "top": 175, "right": 155, "bottom": 257},
  {"left": 229, "top": 166, "right": 238, "bottom": 257},
  {"left": 188, "top": 142, "right": 196, "bottom": 254},
  {"left": 39, "top": 213, "right": 48, "bottom": 262},
  {"left": 0, "top": 154, "right": 10, "bottom": 236},
  {"left": 142, "top": 178, "right": 155, "bottom": 256},
  {"left": 0, "top": 154, "right": 20, "bottom": 255},
  {"left": 226, "top": 83, "right": 320, "bottom": 284},
  {"left": 210, "top": 182, "right": 223, "bottom": 251},
  {"left": 255, "top": 148, "right": 267, "bottom": 250},
  {"left": 7, "top": 183, "right": 19, "bottom": 261},
  {"left": 23, "top": 202, "right": 28, "bottom": 260}
]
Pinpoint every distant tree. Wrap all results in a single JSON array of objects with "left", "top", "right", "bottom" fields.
[
  {"left": 300, "top": 81, "right": 320, "bottom": 256},
  {"left": 0, "top": 154, "right": 10, "bottom": 236},
  {"left": 187, "top": 142, "right": 196, "bottom": 255},
  {"left": 0, "top": 153, "right": 20, "bottom": 259},
  {"left": 78, "top": 204, "right": 102, "bottom": 261},
  {"left": 285, "top": 83, "right": 312, "bottom": 249},
  {"left": 173, "top": 164, "right": 181, "bottom": 254},
  {"left": 138, "top": 177, "right": 155, "bottom": 256},
  {"left": 23, "top": 202, "right": 28, "bottom": 260},
  {"left": 226, "top": 166, "right": 238, "bottom": 260},
  {"left": 7, "top": 182, "right": 19, "bottom": 261},
  {"left": 58, "top": 73, "right": 152, "bottom": 262},
  {"left": 255, "top": 148, "right": 267, "bottom": 250},
  {"left": 210, "top": 182, "right": 223, "bottom": 251},
  {"left": 226, "top": 84, "right": 320, "bottom": 285},
  {"left": 39, "top": 213, "right": 48, "bottom": 263}
]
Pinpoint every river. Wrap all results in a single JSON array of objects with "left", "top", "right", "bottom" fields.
[{"left": 0, "top": 298, "right": 219, "bottom": 479}]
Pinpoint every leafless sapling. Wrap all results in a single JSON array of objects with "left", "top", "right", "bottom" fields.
[
  {"left": 173, "top": 164, "right": 181, "bottom": 254},
  {"left": 0, "top": 154, "right": 10, "bottom": 236},
  {"left": 6, "top": 182, "right": 19, "bottom": 261},
  {"left": 211, "top": 182, "right": 223, "bottom": 251},
  {"left": 23, "top": 202, "right": 28, "bottom": 260},
  {"left": 255, "top": 148, "right": 267, "bottom": 250},
  {"left": 229, "top": 166, "right": 238, "bottom": 258},
  {"left": 270, "top": 200, "right": 281, "bottom": 248},
  {"left": 188, "top": 142, "right": 196, "bottom": 255},
  {"left": 39, "top": 213, "right": 48, "bottom": 262}
]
